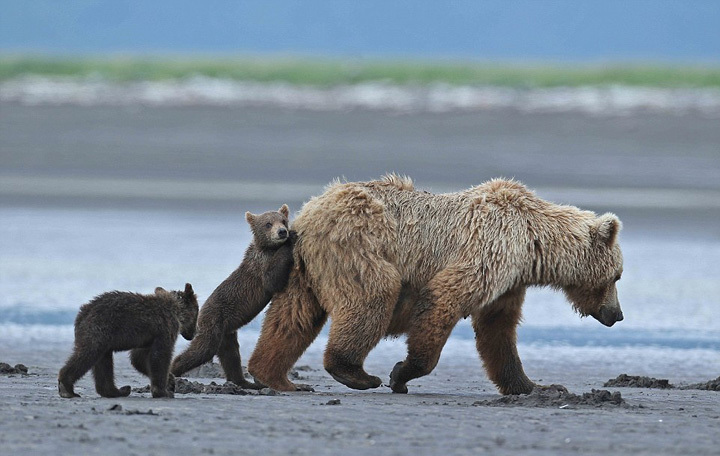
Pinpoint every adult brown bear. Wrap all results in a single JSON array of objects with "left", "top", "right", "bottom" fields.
[{"left": 248, "top": 175, "right": 624, "bottom": 394}]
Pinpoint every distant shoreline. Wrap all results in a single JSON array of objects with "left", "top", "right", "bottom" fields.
[{"left": 2, "top": 56, "right": 720, "bottom": 87}]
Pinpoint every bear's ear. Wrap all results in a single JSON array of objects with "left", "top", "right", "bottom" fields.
[
  {"left": 279, "top": 204, "right": 289, "bottom": 218},
  {"left": 594, "top": 213, "right": 622, "bottom": 247},
  {"left": 245, "top": 211, "right": 255, "bottom": 224},
  {"left": 184, "top": 283, "right": 194, "bottom": 295},
  {"left": 154, "top": 287, "right": 167, "bottom": 295}
]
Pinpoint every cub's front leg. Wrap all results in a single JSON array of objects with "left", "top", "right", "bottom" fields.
[
  {"left": 146, "top": 336, "right": 176, "bottom": 398},
  {"left": 263, "top": 235, "right": 296, "bottom": 294}
]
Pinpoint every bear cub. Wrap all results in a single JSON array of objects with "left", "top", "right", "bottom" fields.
[
  {"left": 58, "top": 283, "right": 198, "bottom": 399},
  {"left": 170, "top": 205, "right": 295, "bottom": 388}
]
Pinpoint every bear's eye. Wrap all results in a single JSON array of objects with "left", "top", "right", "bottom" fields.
[{"left": 265, "top": 222, "right": 273, "bottom": 229}]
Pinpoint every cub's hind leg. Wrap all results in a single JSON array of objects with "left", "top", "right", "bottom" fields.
[
  {"left": 93, "top": 351, "right": 131, "bottom": 398},
  {"left": 217, "top": 330, "right": 261, "bottom": 389},
  {"left": 171, "top": 327, "right": 222, "bottom": 378},
  {"left": 58, "top": 345, "right": 105, "bottom": 398}
]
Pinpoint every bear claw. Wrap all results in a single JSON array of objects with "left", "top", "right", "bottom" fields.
[
  {"left": 389, "top": 362, "right": 408, "bottom": 394},
  {"left": 58, "top": 381, "right": 81, "bottom": 398},
  {"left": 328, "top": 372, "right": 382, "bottom": 390}
]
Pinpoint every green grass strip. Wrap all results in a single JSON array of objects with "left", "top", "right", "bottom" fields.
[{"left": 1, "top": 56, "right": 720, "bottom": 88}]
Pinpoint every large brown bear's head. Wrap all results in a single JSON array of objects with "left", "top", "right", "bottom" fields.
[
  {"left": 245, "top": 204, "right": 291, "bottom": 250},
  {"left": 562, "top": 213, "right": 624, "bottom": 327}
]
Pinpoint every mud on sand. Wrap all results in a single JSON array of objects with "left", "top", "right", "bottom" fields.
[
  {"left": 133, "top": 378, "right": 278, "bottom": 396},
  {"left": 606, "top": 373, "right": 720, "bottom": 391},
  {"left": 2, "top": 348, "right": 720, "bottom": 456},
  {"left": 474, "top": 384, "right": 628, "bottom": 408},
  {"left": 0, "top": 362, "right": 29, "bottom": 375}
]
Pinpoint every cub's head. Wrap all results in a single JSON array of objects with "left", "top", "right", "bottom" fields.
[
  {"left": 155, "top": 283, "right": 199, "bottom": 340},
  {"left": 562, "top": 213, "right": 624, "bottom": 327},
  {"left": 245, "top": 204, "right": 290, "bottom": 249}
]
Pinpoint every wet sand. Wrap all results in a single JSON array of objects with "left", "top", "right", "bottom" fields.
[
  {"left": 2, "top": 342, "right": 720, "bottom": 456},
  {"left": 2, "top": 104, "right": 719, "bottom": 241},
  {"left": 2, "top": 105, "right": 720, "bottom": 192}
]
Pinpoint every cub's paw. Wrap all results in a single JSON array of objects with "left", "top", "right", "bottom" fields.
[
  {"left": 58, "top": 381, "right": 81, "bottom": 398},
  {"left": 151, "top": 387, "right": 175, "bottom": 399},
  {"left": 288, "top": 230, "right": 298, "bottom": 243}
]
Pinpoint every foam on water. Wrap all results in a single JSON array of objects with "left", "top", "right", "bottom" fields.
[{"left": 3, "top": 76, "right": 720, "bottom": 116}]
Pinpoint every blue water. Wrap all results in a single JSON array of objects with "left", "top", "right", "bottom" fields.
[
  {"left": 2, "top": 206, "right": 720, "bottom": 354},
  {"left": 1, "top": 0, "right": 719, "bottom": 61}
]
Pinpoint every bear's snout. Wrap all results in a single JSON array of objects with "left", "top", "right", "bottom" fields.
[
  {"left": 278, "top": 227, "right": 288, "bottom": 239},
  {"left": 181, "top": 327, "right": 196, "bottom": 341},
  {"left": 593, "top": 305, "right": 624, "bottom": 327}
]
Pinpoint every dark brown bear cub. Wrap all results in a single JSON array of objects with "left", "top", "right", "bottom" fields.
[
  {"left": 170, "top": 205, "right": 294, "bottom": 388},
  {"left": 58, "top": 283, "right": 198, "bottom": 399}
]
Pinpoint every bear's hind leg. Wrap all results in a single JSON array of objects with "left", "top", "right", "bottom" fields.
[
  {"left": 248, "top": 275, "right": 327, "bottom": 392},
  {"left": 324, "top": 309, "right": 388, "bottom": 390},
  {"left": 471, "top": 287, "right": 535, "bottom": 395},
  {"left": 58, "top": 345, "right": 105, "bottom": 398},
  {"left": 217, "top": 331, "right": 261, "bottom": 389},
  {"left": 324, "top": 275, "right": 400, "bottom": 390},
  {"left": 93, "top": 351, "right": 131, "bottom": 398},
  {"left": 389, "top": 270, "right": 466, "bottom": 393}
]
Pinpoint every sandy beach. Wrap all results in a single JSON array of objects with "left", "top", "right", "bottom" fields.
[
  {"left": 2, "top": 337, "right": 720, "bottom": 456},
  {"left": 1, "top": 103, "right": 719, "bottom": 455}
]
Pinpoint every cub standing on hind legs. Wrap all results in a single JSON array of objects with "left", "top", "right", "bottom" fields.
[
  {"left": 58, "top": 283, "right": 198, "bottom": 399},
  {"left": 171, "top": 205, "right": 296, "bottom": 389}
]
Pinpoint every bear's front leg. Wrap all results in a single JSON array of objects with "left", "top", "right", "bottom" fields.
[
  {"left": 471, "top": 287, "right": 535, "bottom": 395},
  {"left": 146, "top": 337, "right": 176, "bottom": 398}
]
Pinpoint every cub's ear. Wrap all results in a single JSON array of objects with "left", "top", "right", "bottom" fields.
[
  {"left": 154, "top": 287, "right": 167, "bottom": 295},
  {"left": 593, "top": 213, "right": 622, "bottom": 247},
  {"left": 184, "top": 283, "right": 194, "bottom": 295},
  {"left": 279, "top": 204, "right": 290, "bottom": 218},
  {"left": 245, "top": 211, "right": 255, "bottom": 224}
]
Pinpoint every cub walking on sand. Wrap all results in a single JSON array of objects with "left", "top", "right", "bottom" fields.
[
  {"left": 171, "top": 205, "right": 295, "bottom": 388},
  {"left": 58, "top": 283, "right": 198, "bottom": 399}
]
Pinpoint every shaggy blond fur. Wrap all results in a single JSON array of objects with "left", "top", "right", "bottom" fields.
[{"left": 248, "top": 175, "right": 624, "bottom": 394}]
